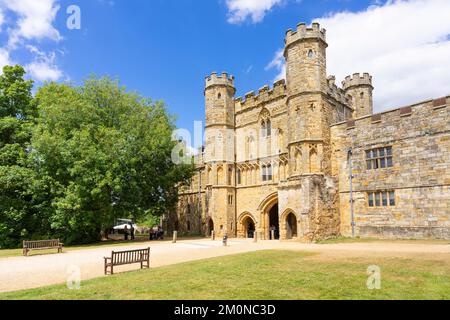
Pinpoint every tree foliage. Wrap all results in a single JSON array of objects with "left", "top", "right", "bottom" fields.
[
  {"left": 0, "top": 65, "right": 41, "bottom": 248},
  {"left": 0, "top": 68, "right": 195, "bottom": 248}
]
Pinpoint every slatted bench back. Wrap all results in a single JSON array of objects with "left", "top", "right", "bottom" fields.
[
  {"left": 24, "top": 239, "right": 60, "bottom": 249},
  {"left": 112, "top": 248, "right": 150, "bottom": 266}
]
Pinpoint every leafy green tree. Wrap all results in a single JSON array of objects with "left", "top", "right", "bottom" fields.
[
  {"left": 32, "top": 77, "right": 194, "bottom": 244},
  {"left": 0, "top": 65, "right": 42, "bottom": 248}
]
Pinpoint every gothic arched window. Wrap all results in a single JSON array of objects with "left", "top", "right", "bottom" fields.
[
  {"left": 267, "top": 120, "right": 272, "bottom": 137},
  {"left": 261, "top": 121, "right": 267, "bottom": 137},
  {"left": 267, "top": 164, "right": 273, "bottom": 181}
]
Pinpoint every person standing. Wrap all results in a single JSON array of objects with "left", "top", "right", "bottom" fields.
[
  {"left": 124, "top": 225, "right": 129, "bottom": 241},
  {"left": 130, "top": 224, "right": 135, "bottom": 240}
]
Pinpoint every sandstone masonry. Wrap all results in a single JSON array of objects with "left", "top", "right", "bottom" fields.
[{"left": 164, "top": 22, "right": 450, "bottom": 241}]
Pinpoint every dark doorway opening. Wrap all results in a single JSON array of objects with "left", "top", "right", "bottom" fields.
[
  {"left": 286, "top": 213, "right": 298, "bottom": 239},
  {"left": 208, "top": 218, "right": 214, "bottom": 236},
  {"left": 243, "top": 217, "right": 255, "bottom": 238},
  {"left": 269, "top": 203, "right": 280, "bottom": 240}
]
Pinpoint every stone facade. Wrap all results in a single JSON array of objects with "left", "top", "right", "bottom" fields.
[{"left": 165, "top": 22, "right": 450, "bottom": 241}]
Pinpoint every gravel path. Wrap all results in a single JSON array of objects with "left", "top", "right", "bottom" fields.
[{"left": 1, "top": 239, "right": 449, "bottom": 293}]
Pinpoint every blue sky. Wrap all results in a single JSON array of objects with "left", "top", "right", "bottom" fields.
[{"left": 1, "top": 0, "right": 449, "bottom": 136}]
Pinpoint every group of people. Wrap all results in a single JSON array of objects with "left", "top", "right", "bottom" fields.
[
  {"left": 149, "top": 225, "right": 164, "bottom": 241},
  {"left": 122, "top": 224, "right": 164, "bottom": 241},
  {"left": 123, "top": 224, "right": 135, "bottom": 241}
]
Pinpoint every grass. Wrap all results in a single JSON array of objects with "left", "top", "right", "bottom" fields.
[
  {"left": 0, "top": 236, "right": 204, "bottom": 259},
  {"left": 315, "top": 236, "right": 450, "bottom": 245},
  {"left": 1, "top": 250, "right": 449, "bottom": 300}
]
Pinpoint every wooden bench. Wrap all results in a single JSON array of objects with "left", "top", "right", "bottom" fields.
[
  {"left": 23, "top": 239, "right": 63, "bottom": 256},
  {"left": 104, "top": 247, "right": 150, "bottom": 275}
]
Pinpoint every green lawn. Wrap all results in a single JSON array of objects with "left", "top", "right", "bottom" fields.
[
  {"left": 1, "top": 250, "right": 449, "bottom": 300},
  {"left": 316, "top": 236, "right": 450, "bottom": 245}
]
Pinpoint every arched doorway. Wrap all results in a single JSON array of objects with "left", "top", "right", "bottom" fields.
[
  {"left": 207, "top": 218, "right": 214, "bottom": 236},
  {"left": 285, "top": 212, "right": 298, "bottom": 239},
  {"left": 269, "top": 203, "right": 279, "bottom": 240},
  {"left": 243, "top": 217, "right": 256, "bottom": 238}
]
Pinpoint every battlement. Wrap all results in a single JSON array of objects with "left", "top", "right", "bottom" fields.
[
  {"left": 285, "top": 22, "right": 327, "bottom": 49},
  {"left": 342, "top": 73, "right": 373, "bottom": 90},
  {"left": 235, "top": 79, "right": 286, "bottom": 111},
  {"left": 205, "top": 72, "right": 235, "bottom": 89},
  {"left": 326, "top": 76, "right": 350, "bottom": 105}
]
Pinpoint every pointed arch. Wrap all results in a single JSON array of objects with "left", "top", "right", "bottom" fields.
[{"left": 309, "top": 146, "right": 319, "bottom": 173}]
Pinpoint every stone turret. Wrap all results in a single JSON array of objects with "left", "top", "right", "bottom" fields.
[
  {"left": 205, "top": 72, "right": 235, "bottom": 92},
  {"left": 285, "top": 22, "right": 327, "bottom": 49},
  {"left": 342, "top": 73, "right": 374, "bottom": 118},
  {"left": 284, "top": 22, "right": 330, "bottom": 177}
]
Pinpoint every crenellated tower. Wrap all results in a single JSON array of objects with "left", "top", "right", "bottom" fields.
[
  {"left": 204, "top": 72, "right": 236, "bottom": 237},
  {"left": 284, "top": 22, "right": 330, "bottom": 176},
  {"left": 280, "top": 22, "right": 340, "bottom": 241},
  {"left": 342, "top": 73, "right": 374, "bottom": 118}
]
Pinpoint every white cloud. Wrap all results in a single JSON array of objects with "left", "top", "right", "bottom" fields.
[
  {"left": 226, "top": 0, "right": 284, "bottom": 24},
  {"left": 1, "top": 0, "right": 61, "bottom": 48},
  {"left": 24, "top": 45, "right": 62, "bottom": 82},
  {"left": 26, "top": 60, "right": 62, "bottom": 82},
  {"left": 0, "top": 48, "right": 11, "bottom": 69},
  {"left": 0, "top": 0, "right": 63, "bottom": 81},
  {"left": 267, "top": 0, "right": 450, "bottom": 111},
  {"left": 265, "top": 48, "right": 285, "bottom": 81}
]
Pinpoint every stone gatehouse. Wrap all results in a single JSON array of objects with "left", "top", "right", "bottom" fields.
[{"left": 164, "top": 22, "right": 450, "bottom": 241}]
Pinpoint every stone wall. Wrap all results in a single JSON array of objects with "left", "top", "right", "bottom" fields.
[{"left": 331, "top": 96, "right": 450, "bottom": 239}]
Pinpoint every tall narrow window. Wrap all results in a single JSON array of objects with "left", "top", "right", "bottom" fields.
[
  {"left": 368, "top": 193, "right": 374, "bottom": 207},
  {"left": 267, "top": 164, "right": 273, "bottom": 181},
  {"left": 262, "top": 165, "right": 267, "bottom": 182},
  {"left": 237, "top": 169, "right": 242, "bottom": 185},
  {"left": 389, "top": 191, "right": 396, "bottom": 206},
  {"left": 267, "top": 120, "right": 272, "bottom": 137},
  {"left": 261, "top": 121, "right": 267, "bottom": 137}
]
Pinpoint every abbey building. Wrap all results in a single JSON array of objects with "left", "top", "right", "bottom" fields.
[{"left": 164, "top": 22, "right": 450, "bottom": 241}]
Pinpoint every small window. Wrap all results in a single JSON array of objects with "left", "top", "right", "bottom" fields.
[
  {"left": 366, "top": 147, "right": 393, "bottom": 170},
  {"left": 237, "top": 169, "right": 242, "bottom": 185},
  {"left": 218, "top": 93, "right": 222, "bottom": 99},
  {"left": 368, "top": 191, "right": 396, "bottom": 207},
  {"left": 308, "top": 49, "right": 314, "bottom": 58}
]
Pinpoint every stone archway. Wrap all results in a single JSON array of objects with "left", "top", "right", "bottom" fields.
[
  {"left": 257, "top": 192, "right": 279, "bottom": 240},
  {"left": 281, "top": 210, "right": 299, "bottom": 240},
  {"left": 269, "top": 204, "right": 280, "bottom": 240},
  {"left": 237, "top": 213, "right": 257, "bottom": 239},
  {"left": 207, "top": 218, "right": 214, "bottom": 236}
]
